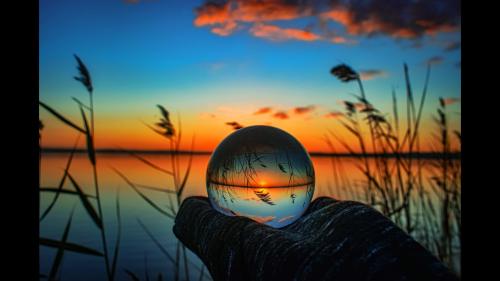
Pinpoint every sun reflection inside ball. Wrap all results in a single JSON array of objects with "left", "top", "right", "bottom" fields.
[{"left": 206, "top": 125, "right": 315, "bottom": 228}]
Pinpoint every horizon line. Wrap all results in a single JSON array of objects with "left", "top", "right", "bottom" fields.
[{"left": 40, "top": 147, "right": 461, "bottom": 159}]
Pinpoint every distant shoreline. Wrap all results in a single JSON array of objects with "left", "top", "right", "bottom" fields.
[{"left": 41, "top": 148, "right": 461, "bottom": 159}]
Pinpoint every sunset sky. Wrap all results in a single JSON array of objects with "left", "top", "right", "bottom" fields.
[{"left": 39, "top": 0, "right": 461, "bottom": 153}]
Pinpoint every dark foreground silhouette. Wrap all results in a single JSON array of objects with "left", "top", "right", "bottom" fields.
[{"left": 173, "top": 196, "right": 458, "bottom": 281}]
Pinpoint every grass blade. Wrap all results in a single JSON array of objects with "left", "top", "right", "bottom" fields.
[
  {"left": 80, "top": 106, "right": 96, "bottom": 165},
  {"left": 48, "top": 206, "right": 75, "bottom": 280},
  {"left": 72, "top": 97, "right": 91, "bottom": 111},
  {"left": 177, "top": 135, "right": 195, "bottom": 198},
  {"left": 67, "top": 173, "right": 103, "bottom": 229},
  {"left": 40, "top": 238, "right": 104, "bottom": 257},
  {"left": 144, "top": 255, "right": 150, "bottom": 281},
  {"left": 39, "top": 101, "right": 85, "bottom": 134},
  {"left": 40, "top": 187, "right": 97, "bottom": 199},
  {"left": 118, "top": 148, "right": 173, "bottom": 176},
  {"left": 124, "top": 269, "right": 141, "bottom": 281},
  {"left": 137, "top": 219, "right": 176, "bottom": 265},
  {"left": 110, "top": 189, "right": 122, "bottom": 281},
  {"left": 145, "top": 122, "right": 171, "bottom": 140},
  {"left": 113, "top": 168, "right": 175, "bottom": 219},
  {"left": 410, "top": 63, "right": 431, "bottom": 147},
  {"left": 135, "top": 183, "right": 176, "bottom": 194},
  {"left": 174, "top": 241, "right": 180, "bottom": 281},
  {"left": 40, "top": 136, "right": 81, "bottom": 221},
  {"left": 339, "top": 120, "right": 360, "bottom": 137}
]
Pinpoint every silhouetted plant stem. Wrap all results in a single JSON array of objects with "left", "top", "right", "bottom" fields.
[
  {"left": 355, "top": 76, "right": 376, "bottom": 205},
  {"left": 356, "top": 77, "right": 366, "bottom": 100},
  {"left": 77, "top": 54, "right": 113, "bottom": 281},
  {"left": 92, "top": 163, "right": 112, "bottom": 280},
  {"left": 329, "top": 63, "right": 460, "bottom": 273}
]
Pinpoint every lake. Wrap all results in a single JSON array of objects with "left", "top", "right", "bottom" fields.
[{"left": 40, "top": 153, "right": 460, "bottom": 280}]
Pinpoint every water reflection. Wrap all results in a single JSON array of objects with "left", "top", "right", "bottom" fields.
[
  {"left": 40, "top": 153, "right": 460, "bottom": 280},
  {"left": 208, "top": 184, "right": 314, "bottom": 228}
]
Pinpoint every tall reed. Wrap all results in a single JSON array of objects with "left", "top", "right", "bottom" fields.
[
  {"left": 114, "top": 105, "right": 210, "bottom": 281},
  {"left": 39, "top": 55, "right": 122, "bottom": 281},
  {"left": 326, "top": 63, "right": 461, "bottom": 273}
]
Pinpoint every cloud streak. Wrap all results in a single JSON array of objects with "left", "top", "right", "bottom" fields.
[
  {"left": 440, "top": 97, "right": 460, "bottom": 106},
  {"left": 226, "top": 121, "right": 244, "bottom": 130},
  {"left": 444, "top": 41, "right": 461, "bottom": 52},
  {"left": 273, "top": 111, "right": 289, "bottom": 119},
  {"left": 359, "top": 69, "right": 388, "bottom": 81},
  {"left": 324, "top": 111, "right": 344, "bottom": 119},
  {"left": 427, "top": 56, "right": 444, "bottom": 65},
  {"left": 253, "top": 107, "right": 273, "bottom": 115},
  {"left": 250, "top": 23, "right": 321, "bottom": 41},
  {"left": 293, "top": 105, "right": 316, "bottom": 115},
  {"left": 194, "top": 0, "right": 460, "bottom": 44}
]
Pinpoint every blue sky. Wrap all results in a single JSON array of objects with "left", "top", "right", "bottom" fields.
[{"left": 39, "top": 0, "right": 461, "bottom": 151}]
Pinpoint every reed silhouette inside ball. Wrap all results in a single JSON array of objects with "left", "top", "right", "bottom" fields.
[{"left": 206, "top": 125, "right": 315, "bottom": 228}]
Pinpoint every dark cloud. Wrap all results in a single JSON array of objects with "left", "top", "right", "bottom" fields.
[
  {"left": 322, "top": 0, "right": 460, "bottom": 39},
  {"left": 273, "top": 111, "right": 289, "bottom": 119},
  {"left": 194, "top": 0, "right": 460, "bottom": 42},
  {"left": 427, "top": 56, "right": 444, "bottom": 65},
  {"left": 444, "top": 41, "right": 461, "bottom": 52},
  {"left": 226, "top": 121, "right": 244, "bottom": 130}
]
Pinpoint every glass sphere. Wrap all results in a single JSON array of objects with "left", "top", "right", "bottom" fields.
[{"left": 206, "top": 125, "right": 315, "bottom": 228}]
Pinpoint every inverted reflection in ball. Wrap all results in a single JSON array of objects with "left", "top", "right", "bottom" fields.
[{"left": 206, "top": 125, "right": 315, "bottom": 228}]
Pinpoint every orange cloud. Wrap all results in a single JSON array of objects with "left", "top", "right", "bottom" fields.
[
  {"left": 321, "top": 8, "right": 418, "bottom": 39},
  {"left": 231, "top": 0, "right": 310, "bottom": 22},
  {"left": 253, "top": 107, "right": 272, "bottom": 115},
  {"left": 193, "top": 1, "right": 459, "bottom": 43},
  {"left": 250, "top": 23, "right": 320, "bottom": 41},
  {"left": 324, "top": 111, "right": 344, "bottom": 119},
  {"left": 199, "top": 113, "right": 216, "bottom": 119},
  {"left": 293, "top": 105, "right": 316, "bottom": 115},
  {"left": 194, "top": 0, "right": 311, "bottom": 37},
  {"left": 330, "top": 36, "right": 355, "bottom": 44},
  {"left": 194, "top": 1, "right": 231, "bottom": 27},
  {"left": 440, "top": 97, "right": 460, "bottom": 106},
  {"left": 211, "top": 21, "right": 238, "bottom": 36},
  {"left": 427, "top": 56, "right": 444, "bottom": 65},
  {"left": 359, "top": 69, "right": 388, "bottom": 81},
  {"left": 273, "top": 111, "right": 289, "bottom": 119}
]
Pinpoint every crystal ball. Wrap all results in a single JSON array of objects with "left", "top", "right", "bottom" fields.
[{"left": 206, "top": 125, "right": 315, "bottom": 228}]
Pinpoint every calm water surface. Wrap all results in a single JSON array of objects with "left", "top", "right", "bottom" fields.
[{"left": 40, "top": 153, "right": 458, "bottom": 280}]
